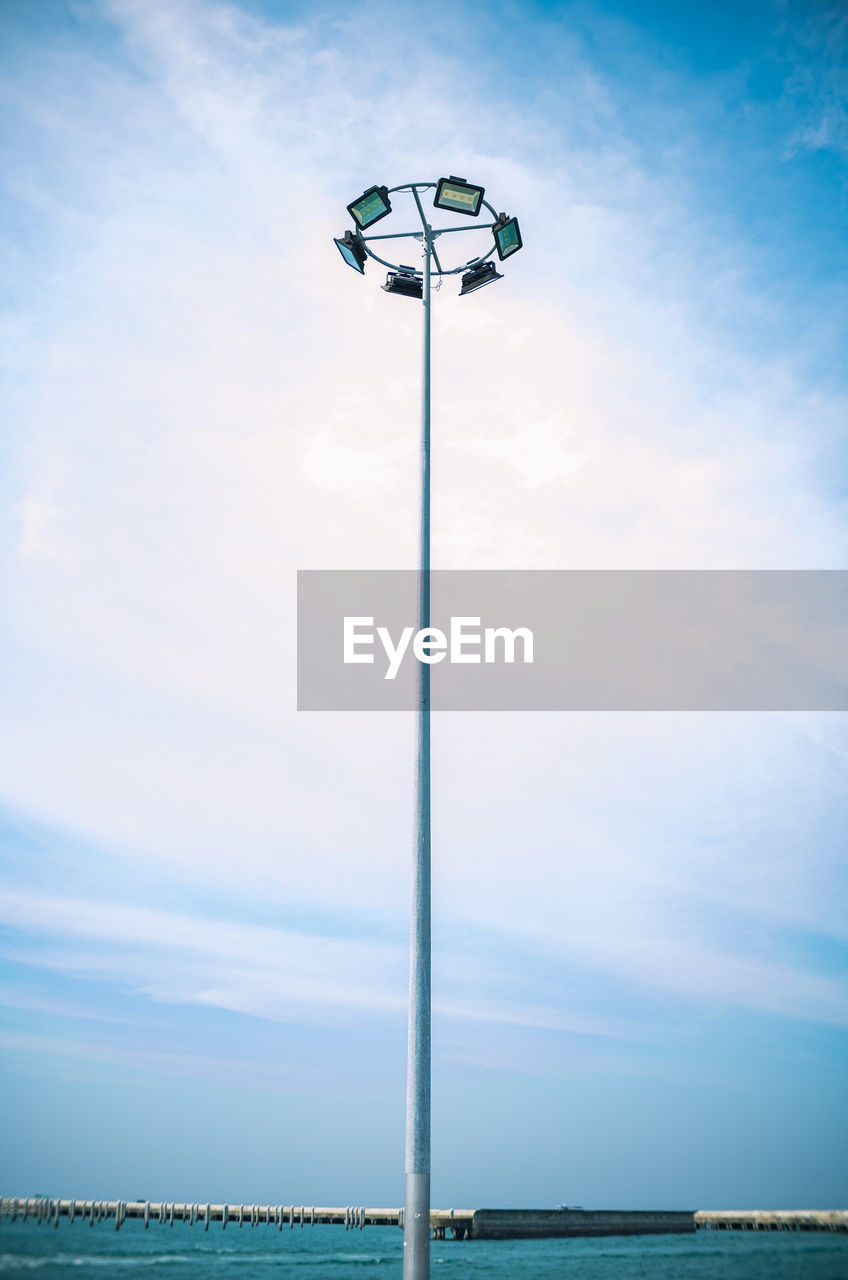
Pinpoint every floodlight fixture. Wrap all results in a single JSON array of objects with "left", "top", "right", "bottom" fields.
[
  {"left": 433, "top": 175, "right": 485, "bottom": 217},
  {"left": 459, "top": 260, "right": 503, "bottom": 296},
  {"left": 382, "top": 268, "right": 423, "bottom": 299},
  {"left": 334, "top": 230, "right": 367, "bottom": 274},
  {"left": 347, "top": 184, "right": 392, "bottom": 229},
  {"left": 493, "top": 213, "right": 523, "bottom": 260}
]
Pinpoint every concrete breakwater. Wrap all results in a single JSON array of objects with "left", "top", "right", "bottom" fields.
[
  {"left": 457, "top": 1209, "right": 695, "bottom": 1239},
  {"left": 460, "top": 1209, "right": 848, "bottom": 1239},
  {"left": 1, "top": 1198, "right": 846, "bottom": 1239}
]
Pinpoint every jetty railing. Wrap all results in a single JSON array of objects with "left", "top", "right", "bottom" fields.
[{"left": 0, "top": 1199, "right": 412, "bottom": 1232}]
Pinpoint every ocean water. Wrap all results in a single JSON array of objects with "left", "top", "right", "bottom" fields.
[{"left": 1, "top": 1221, "right": 847, "bottom": 1279}]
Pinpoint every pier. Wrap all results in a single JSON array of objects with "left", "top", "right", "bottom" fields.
[
  {"left": 1, "top": 1198, "right": 846, "bottom": 1238},
  {"left": 695, "top": 1210, "right": 848, "bottom": 1233}
]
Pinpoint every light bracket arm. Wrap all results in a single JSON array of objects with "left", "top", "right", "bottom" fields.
[
  {"left": 361, "top": 230, "right": 433, "bottom": 242},
  {"left": 410, "top": 185, "right": 431, "bottom": 235}
]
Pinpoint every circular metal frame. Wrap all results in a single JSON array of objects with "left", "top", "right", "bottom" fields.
[{"left": 354, "top": 181, "right": 500, "bottom": 277}]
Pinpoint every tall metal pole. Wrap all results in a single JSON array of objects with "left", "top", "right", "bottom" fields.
[{"left": 403, "top": 217, "right": 431, "bottom": 1280}]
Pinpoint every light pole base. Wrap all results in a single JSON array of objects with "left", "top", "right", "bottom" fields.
[{"left": 402, "top": 1171, "right": 430, "bottom": 1279}]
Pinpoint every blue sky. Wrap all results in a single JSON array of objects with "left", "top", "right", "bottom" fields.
[{"left": 1, "top": 0, "right": 847, "bottom": 1210}]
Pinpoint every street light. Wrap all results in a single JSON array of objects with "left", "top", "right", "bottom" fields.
[{"left": 333, "top": 179, "right": 522, "bottom": 1280}]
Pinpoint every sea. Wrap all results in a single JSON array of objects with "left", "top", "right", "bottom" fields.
[{"left": 1, "top": 1221, "right": 847, "bottom": 1279}]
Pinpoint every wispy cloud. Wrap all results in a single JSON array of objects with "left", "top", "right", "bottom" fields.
[
  {"left": 0, "top": 888, "right": 406, "bottom": 1022},
  {"left": 781, "top": 3, "right": 848, "bottom": 160},
  {"left": 0, "top": 884, "right": 637, "bottom": 1038}
]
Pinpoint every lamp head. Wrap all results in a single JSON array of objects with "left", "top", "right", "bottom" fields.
[
  {"left": 382, "top": 268, "right": 423, "bottom": 299},
  {"left": 493, "top": 214, "right": 523, "bottom": 260},
  {"left": 434, "top": 175, "right": 485, "bottom": 217},
  {"left": 334, "top": 230, "right": 367, "bottom": 274},
  {"left": 459, "top": 260, "right": 503, "bottom": 296},
  {"left": 347, "top": 185, "right": 392, "bottom": 230}
]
